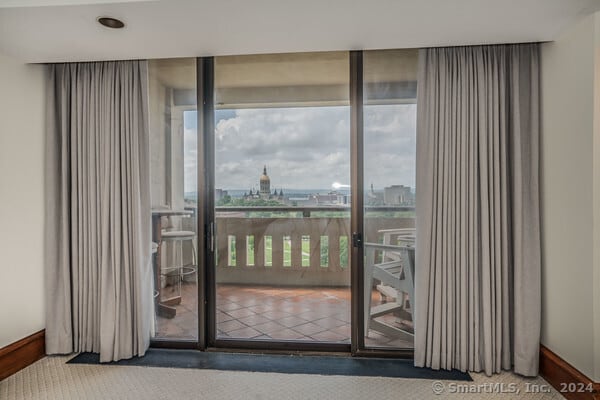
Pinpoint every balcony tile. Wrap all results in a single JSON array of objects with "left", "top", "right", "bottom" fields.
[
  {"left": 313, "top": 317, "right": 348, "bottom": 329},
  {"left": 252, "top": 321, "right": 286, "bottom": 335},
  {"left": 331, "top": 325, "right": 352, "bottom": 336},
  {"left": 217, "top": 311, "right": 234, "bottom": 322},
  {"left": 156, "top": 284, "right": 410, "bottom": 348},
  {"left": 309, "top": 330, "right": 349, "bottom": 342},
  {"left": 278, "top": 304, "right": 313, "bottom": 314},
  {"left": 269, "top": 328, "right": 306, "bottom": 340},
  {"left": 219, "top": 302, "right": 245, "bottom": 312},
  {"left": 226, "top": 327, "right": 262, "bottom": 339},
  {"left": 260, "top": 310, "right": 291, "bottom": 320},
  {"left": 218, "top": 319, "right": 247, "bottom": 333},
  {"left": 225, "top": 308, "right": 257, "bottom": 319},
  {"left": 246, "top": 304, "right": 274, "bottom": 313},
  {"left": 236, "top": 314, "right": 271, "bottom": 327},
  {"left": 292, "top": 322, "right": 327, "bottom": 336},
  {"left": 276, "top": 316, "right": 310, "bottom": 328}
]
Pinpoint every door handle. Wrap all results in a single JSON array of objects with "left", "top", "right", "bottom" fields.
[
  {"left": 207, "top": 221, "right": 215, "bottom": 253},
  {"left": 352, "top": 232, "right": 362, "bottom": 248}
]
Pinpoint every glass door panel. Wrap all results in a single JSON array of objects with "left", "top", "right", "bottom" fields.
[
  {"left": 362, "top": 49, "right": 418, "bottom": 349},
  {"left": 148, "top": 58, "right": 198, "bottom": 340},
  {"left": 213, "top": 52, "right": 351, "bottom": 344}
]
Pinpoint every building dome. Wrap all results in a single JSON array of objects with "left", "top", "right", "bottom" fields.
[
  {"left": 260, "top": 165, "right": 270, "bottom": 183},
  {"left": 259, "top": 165, "right": 271, "bottom": 198}
]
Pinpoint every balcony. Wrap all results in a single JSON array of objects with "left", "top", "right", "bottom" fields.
[{"left": 155, "top": 206, "right": 414, "bottom": 348}]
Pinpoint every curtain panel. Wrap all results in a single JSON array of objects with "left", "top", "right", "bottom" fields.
[
  {"left": 45, "top": 60, "right": 152, "bottom": 362},
  {"left": 414, "top": 44, "right": 541, "bottom": 376}
]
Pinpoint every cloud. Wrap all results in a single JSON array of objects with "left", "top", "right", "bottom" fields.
[
  {"left": 183, "top": 104, "right": 416, "bottom": 192},
  {"left": 364, "top": 104, "right": 416, "bottom": 190},
  {"left": 213, "top": 107, "right": 350, "bottom": 190}
]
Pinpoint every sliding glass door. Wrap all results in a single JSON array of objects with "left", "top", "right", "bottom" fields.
[
  {"left": 211, "top": 52, "right": 352, "bottom": 348},
  {"left": 148, "top": 58, "right": 199, "bottom": 342},
  {"left": 147, "top": 50, "right": 418, "bottom": 354},
  {"left": 361, "top": 50, "right": 417, "bottom": 350}
]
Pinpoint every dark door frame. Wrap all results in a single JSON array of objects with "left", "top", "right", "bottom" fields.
[
  {"left": 349, "top": 50, "right": 364, "bottom": 355},
  {"left": 197, "top": 57, "right": 215, "bottom": 350}
]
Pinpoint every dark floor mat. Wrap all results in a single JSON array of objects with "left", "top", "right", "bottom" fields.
[{"left": 68, "top": 349, "right": 471, "bottom": 381}]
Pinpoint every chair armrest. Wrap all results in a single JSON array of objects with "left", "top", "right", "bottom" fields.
[
  {"left": 376, "top": 228, "right": 416, "bottom": 234},
  {"left": 364, "top": 242, "right": 412, "bottom": 252}
]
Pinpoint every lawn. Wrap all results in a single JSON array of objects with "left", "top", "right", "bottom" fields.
[{"left": 228, "top": 236, "right": 348, "bottom": 268}]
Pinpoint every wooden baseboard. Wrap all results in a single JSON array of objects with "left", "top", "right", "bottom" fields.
[
  {"left": 539, "top": 345, "right": 600, "bottom": 400},
  {"left": 0, "top": 330, "right": 45, "bottom": 381}
]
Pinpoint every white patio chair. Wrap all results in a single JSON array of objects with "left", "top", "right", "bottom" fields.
[{"left": 364, "top": 243, "right": 415, "bottom": 342}]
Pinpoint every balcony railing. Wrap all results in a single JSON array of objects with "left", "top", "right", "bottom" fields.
[{"left": 211, "top": 206, "right": 415, "bottom": 287}]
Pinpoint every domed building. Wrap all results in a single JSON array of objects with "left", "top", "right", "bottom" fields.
[
  {"left": 243, "top": 165, "right": 284, "bottom": 202},
  {"left": 259, "top": 165, "right": 270, "bottom": 199}
]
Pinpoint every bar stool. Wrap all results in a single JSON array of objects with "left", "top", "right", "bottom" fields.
[{"left": 160, "top": 230, "right": 197, "bottom": 302}]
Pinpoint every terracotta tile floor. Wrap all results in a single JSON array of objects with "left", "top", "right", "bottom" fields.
[
  {"left": 216, "top": 285, "right": 352, "bottom": 342},
  {"left": 155, "top": 282, "right": 413, "bottom": 348}
]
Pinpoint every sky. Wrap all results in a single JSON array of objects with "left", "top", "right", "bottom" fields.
[{"left": 183, "top": 104, "right": 416, "bottom": 193}]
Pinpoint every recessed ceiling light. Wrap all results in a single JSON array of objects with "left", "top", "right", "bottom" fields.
[{"left": 97, "top": 17, "right": 125, "bottom": 29}]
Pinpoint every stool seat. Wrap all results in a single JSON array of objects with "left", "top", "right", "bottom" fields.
[{"left": 161, "top": 230, "right": 195, "bottom": 240}]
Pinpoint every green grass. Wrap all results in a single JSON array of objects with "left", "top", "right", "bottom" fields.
[
  {"left": 229, "top": 236, "right": 348, "bottom": 268},
  {"left": 259, "top": 237, "right": 309, "bottom": 267}
]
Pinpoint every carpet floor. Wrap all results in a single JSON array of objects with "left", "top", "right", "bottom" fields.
[{"left": 1, "top": 355, "right": 565, "bottom": 400}]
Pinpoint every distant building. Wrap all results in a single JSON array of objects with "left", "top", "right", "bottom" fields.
[
  {"left": 313, "top": 191, "right": 348, "bottom": 205},
  {"left": 259, "top": 165, "right": 270, "bottom": 199},
  {"left": 215, "top": 189, "right": 228, "bottom": 201},
  {"left": 244, "top": 165, "right": 284, "bottom": 202},
  {"left": 336, "top": 193, "right": 349, "bottom": 205},
  {"left": 383, "top": 185, "right": 414, "bottom": 206},
  {"left": 366, "top": 183, "right": 384, "bottom": 206},
  {"left": 287, "top": 196, "right": 316, "bottom": 207}
]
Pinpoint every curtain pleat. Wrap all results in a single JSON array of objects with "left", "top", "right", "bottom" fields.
[
  {"left": 414, "top": 44, "right": 541, "bottom": 376},
  {"left": 45, "top": 61, "right": 152, "bottom": 362}
]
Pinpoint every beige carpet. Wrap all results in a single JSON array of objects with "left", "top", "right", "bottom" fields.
[{"left": 1, "top": 355, "right": 564, "bottom": 400}]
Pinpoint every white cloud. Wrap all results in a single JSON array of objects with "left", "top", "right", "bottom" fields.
[{"left": 184, "top": 104, "right": 416, "bottom": 192}]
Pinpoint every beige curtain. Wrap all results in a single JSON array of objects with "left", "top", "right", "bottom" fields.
[
  {"left": 45, "top": 61, "right": 153, "bottom": 362},
  {"left": 414, "top": 44, "right": 541, "bottom": 376}
]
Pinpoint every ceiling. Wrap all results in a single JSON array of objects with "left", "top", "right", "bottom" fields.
[{"left": 0, "top": 0, "right": 599, "bottom": 63}]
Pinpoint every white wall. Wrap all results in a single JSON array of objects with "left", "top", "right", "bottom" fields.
[
  {"left": 0, "top": 51, "right": 46, "bottom": 348},
  {"left": 541, "top": 13, "right": 600, "bottom": 381}
]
